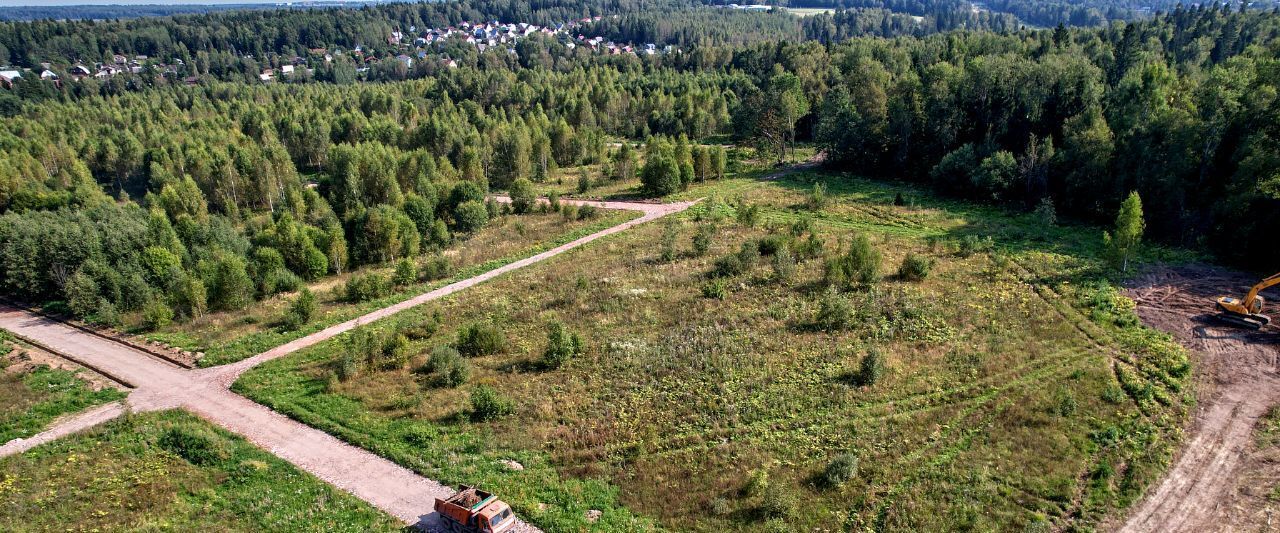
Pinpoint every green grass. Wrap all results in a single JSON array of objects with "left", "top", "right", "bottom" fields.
[
  {"left": 0, "top": 356, "right": 126, "bottom": 443},
  {"left": 232, "top": 168, "right": 1194, "bottom": 531},
  {"left": 193, "top": 209, "right": 637, "bottom": 367},
  {"left": 0, "top": 410, "right": 401, "bottom": 531}
]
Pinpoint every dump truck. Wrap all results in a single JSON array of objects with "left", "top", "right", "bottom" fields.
[{"left": 434, "top": 485, "right": 516, "bottom": 533}]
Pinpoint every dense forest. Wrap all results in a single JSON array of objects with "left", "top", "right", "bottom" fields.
[{"left": 0, "top": 1, "right": 1278, "bottom": 328}]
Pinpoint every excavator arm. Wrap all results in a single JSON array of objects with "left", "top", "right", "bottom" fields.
[{"left": 1243, "top": 272, "right": 1280, "bottom": 311}]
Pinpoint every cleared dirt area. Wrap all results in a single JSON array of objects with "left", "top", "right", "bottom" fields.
[{"left": 1119, "top": 265, "right": 1280, "bottom": 533}]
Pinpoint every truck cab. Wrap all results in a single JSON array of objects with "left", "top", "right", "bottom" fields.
[{"left": 434, "top": 485, "right": 516, "bottom": 533}]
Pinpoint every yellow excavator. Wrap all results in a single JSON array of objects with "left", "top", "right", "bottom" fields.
[{"left": 1216, "top": 272, "right": 1280, "bottom": 330}]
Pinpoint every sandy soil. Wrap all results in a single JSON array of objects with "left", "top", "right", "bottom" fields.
[
  {"left": 1118, "top": 265, "right": 1280, "bottom": 533},
  {"left": 0, "top": 196, "right": 694, "bottom": 532},
  {"left": 4, "top": 340, "right": 123, "bottom": 391}
]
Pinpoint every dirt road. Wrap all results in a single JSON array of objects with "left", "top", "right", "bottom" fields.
[
  {"left": 0, "top": 197, "right": 694, "bottom": 532},
  {"left": 1119, "top": 266, "right": 1280, "bottom": 533}
]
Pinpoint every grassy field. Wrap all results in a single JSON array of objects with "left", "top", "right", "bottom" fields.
[
  {"left": 144, "top": 209, "right": 636, "bottom": 367},
  {"left": 0, "top": 410, "right": 401, "bottom": 532},
  {"left": 0, "top": 332, "right": 126, "bottom": 443},
  {"left": 233, "top": 166, "right": 1192, "bottom": 531}
]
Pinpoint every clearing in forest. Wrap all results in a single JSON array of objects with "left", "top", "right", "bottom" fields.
[{"left": 235, "top": 168, "right": 1192, "bottom": 531}]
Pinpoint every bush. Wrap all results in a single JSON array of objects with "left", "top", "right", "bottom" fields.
[
  {"left": 335, "top": 352, "right": 358, "bottom": 382},
  {"left": 660, "top": 221, "right": 679, "bottom": 262},
  {"left": 692, "top": 224, "right": 714, "bottom": 256},
  {"left": 743, "top": 468, "right": 769, "bottom": 498},
  {"left": 453, "top": 200, "right": 489, "bottom": 233},
  {"left": 815, "top": 289, "right": 854, "bottom": 331},
  {"left": 547, "top": 191, "right": 561, "bottom": 213},
  {"left": 577, "top": 172, "right": 591, "bottom": 194},
  {"left": 542, "top": 320, "right": 583, "bottom": 369},
  {"left": 856, "top": 349, "right": 885, "bottom": 386},
  {"left": 897, "top": 252, "right": 934, "bottom": 281},
  {"left": 771, "top": 247, "right": 796, "bottom": 282},
  {"left": 821, "top": 453, "right": 860, "bottom": 488},
  {"left": 282, "top": 288, "right": 316, "bottom": 331},
  {"left": 158, "top": 426, "right": 225, "bottom": 466},
  {"left": 377, "top": 333, "right": 411, "bottom": 370},
  {"left": 712, "top": 253, "right": 745, "bottom": 278},
  {"left": 893, "top": 192, "right": 906, "bottom": 206},
  {"left": 760, "top": 486, "right": 797, "bottom": 519},
  {"left": 262, "top": 268, "right": 302, "bottom": 296},
  {"left": 470, "top": 385, "right": 513, "bottom": 421},
  {"left": 345, "top": 273, "right": 392, "bottom": 302},
  {"left": 392, "top": 258, "right": 417, "bottom": 287},
  {"left": 825, "top": 234, "right": 880, "bottom": 288},
  {"left": 577, "top": 204, "right": 599, "bottom": 220},
  {"left": 423, "top": 345, "right": 470, "bottom": 388},
  {"left": 509, "top": 178, "right": 536, "bottom": 214},
  {"left": 1035, "top": 197, "right": 1057, "bottom": 225},
  {"left": 702, "top": 278, "right": 728, "bottom": 299},
  {"left": 142, "top": 299, "right": 174, "bottom": 331},
  {"left": 793, "top": 233, "right": 824, "bottom": 259},
  {"left": 736, "top": 202, "right": 760, "bottom": 227},
  {"left": 957, "top": 234, "right": 994, "bottom": 257},
  {"left": 456, "top": 321, "right": 506, "bottom": 357},
  {"left": 420, "top": 255, "right": 451, "bottom": 281},
  {"left": 807, "top": 182, "right": 828, "bottom": 211}
]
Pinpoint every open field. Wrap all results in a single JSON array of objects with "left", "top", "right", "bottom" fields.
[
  {"left": 0, "top": 410, "right": 401, "bottom": 532},
  {"left": 234, "top": 168, "right": 1194, "bottom": 531},
  {"left": 142, "top": 209, "right": 635, "bottom": 367},
  {"left": 0, "top": 332, "right": 125, "bottom": 443}
]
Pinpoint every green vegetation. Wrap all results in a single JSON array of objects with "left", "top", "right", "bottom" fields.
[
  {"left": 0, "top": 343, "right": 125, "bottom": 443},
  {"left": 234, "top": 168, "right": 1194, "bottom": 531},
  {"left": 0, "top": 410, "right": 399, "bottom": 532}
]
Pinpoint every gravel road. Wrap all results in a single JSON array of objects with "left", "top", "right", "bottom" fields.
[{"left": 0, "top": 196, "right": 694, "bottom": 532}]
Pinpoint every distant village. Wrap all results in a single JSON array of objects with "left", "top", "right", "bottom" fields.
[{"left": 0, "top": 16, "right": 678, "bottom": 89}]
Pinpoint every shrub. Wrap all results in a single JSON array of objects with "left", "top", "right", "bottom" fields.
[
  {"left": 957, "top": 234, "right": 994, "bottom": 257},
  {"left": 335, "top": 352, "right": 358, "bottom": 382},
  {"left": 423, "top": 345, "right": 470, "bottom": 388},
  {"left": 760, "top": 486, "right": 797, "bottom": 519},
  {"left": 825, "top": 234, "right": 880, "bottom": 288},
  {"left": 453, "top": 200, "right": 489, "bottom": 233},
  {"left": 736, "top": 240, "right": 761, "bottom": 268},
  {"left": 142, "top": 298, "right": 174, "bottom": 331},
  {"left": 404, "top": 313, "right": 441, "bottom": 340},
  {"left": 577, "top": 172, "right": 591, "bottom": 194},
  {"left": 736, "top": 202, "right": 760, "bottom": 227},
  {"left": 547, "top": 191, "right": 561, "bottom": 213},
  {"left": 158, "top": 426, "right": 225, "bottom": 466},
  {"left": 456, "top": 321, "right": 506, "bottom": 357},
  {"left": 509, "top": 178, "right": 536, "bottom": 214},
  {"left": 815, "top": 289, "right": 854, "bottom": 331},
  {"left": 470, "top": 385, "right": 513, "bottom": 421},
  {"left": 577, "top": 204, "right": 599, "bottom": 220},
  {"left": 771, "top": 247, "right": 796, "bottom": 282},
  {"left": 857, "top": 348, "right": 886, "bottom": 386},
  {"left": 1035, "top": 197, "right": 1057, "bottom": 225},
  {"left": 710, "top": 497, "right": 733, "bottom": 517},
  {"left": 543, "top": 320, "right": 583, "bottom": 369},
  {"left": 790, "top": 216, "right": 814, "bottom": 237},
  {"left": 282, "top": 288, "right": 316, "bottom": 331},
  {"left": 807, "top": 182, "right": 828, "bottom": 211},
  {"left": 712, "top": 253, "right": 745, "bottom": 278},
  {"left": 377, "top": 333, "right": 411, "bottom": 370},
  {"left": 743, "top": 468, "right": 769, "bottom": 498},
  {"left": 420, "top": 255, "right": 451, "bottom": 281},
  {"left": 821, "top": 453, "right": 860, "bottom": 488},
  {"left": 692, "top": 224, "right": 714, "bottom": 256},
  {"left": 898, "top": 252, "right": 934, "bottom": 281},
  {"left": 756, "top": 234, "right": 789, "bottom": 256},
  {"left": 893, "top": 192, "right": 906, "bottom": 206},
  {"left": 702, "top": 278, "right": 728, "bottom": 299},
  {"left": 660, "top": 221, "right": 679, "bottom": 262},
  {"left": 346, "top": 273, "right": 392, "bottom": 302},
  {"left": 263, "top": 268, "right": 303, "bottom": 296},
  {"left": 561, "top": 204, "right": 578, "bottom": 221},
  {"left": 392, "top": 258, "right": 417, "bottom": 287},
  {"left": 793, "top": 233, "right": 824, "bottom": 259}
]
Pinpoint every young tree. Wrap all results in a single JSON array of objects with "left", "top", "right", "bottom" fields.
[
  {"left": 1104, "top": 191, "right": 1145, "bottom": 272},
  {"left": 509, "top": 178, "right": 536, "bottom": 214}
]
